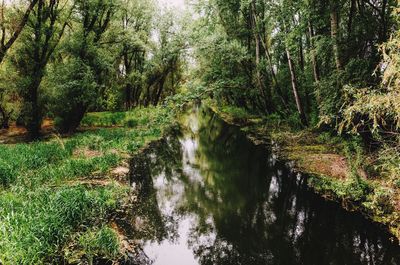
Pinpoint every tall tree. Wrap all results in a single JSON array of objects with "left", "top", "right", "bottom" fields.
[
  {"left": 50, "top": 0, "right": 117, "bottom": 133},
  {"left": 251, "top": 0, "right": 269, "bottom": 111},
  {"left": 286, "top": 46, "right": 307, "bottom": 126},
  {"left": 0, "top": 0, "right": 38, "bottom": 63},
  {"left": 118, "top": 0, "right": 154, "bottom": 109},
  {"left": 330, "top": 0, "right": 342, "bottom": 71},
  {"left": 144, "top": 9, "right": 186, "bottom": 106},
  {"left": 14, "top": 0, "right": 70, "bottom": 139}
]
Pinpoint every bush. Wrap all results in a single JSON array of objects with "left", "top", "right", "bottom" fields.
[
  {"left": 309, "top": 175, "right": 373, "bottom": 203},
  {"left": 364, "top": 187, "right": 394, "bottom": 215},
  {"left": 124, "top": 118, "right": 138, "bottom": 128},
  {"left": 49, "top": 58, "right": 97, "bottom": 133}
]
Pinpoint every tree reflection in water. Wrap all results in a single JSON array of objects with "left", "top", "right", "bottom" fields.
[{"left": 129, "top": 105, "right": 400, "bottom": 265}]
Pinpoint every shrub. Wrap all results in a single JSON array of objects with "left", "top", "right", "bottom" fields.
[
  {"left": 124, "top": 118, "right": 138, "bottom": 128},
  {"left": 364, "top": 187, "right": 394, "bottom": 215},
  {"left": 50, "top": 58, "right": 97, "bottom": 133}
]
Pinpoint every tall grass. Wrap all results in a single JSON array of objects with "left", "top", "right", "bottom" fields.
[
  {"left": 0, "top": 106, "right": 174, "bottom": 264},
  {"left": 81, "top": 107, "right": 170, "bottom": 128},
  {"left": 0, "top": 185, "right": 126, "bottom": 264}
]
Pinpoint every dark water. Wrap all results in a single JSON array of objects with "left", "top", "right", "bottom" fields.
[{"left": 128, "top": 106, "right": 400, "bottom": 265}]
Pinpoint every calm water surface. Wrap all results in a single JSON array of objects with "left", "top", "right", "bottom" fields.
[{"left": 128, "top": 106, "right": 400, "bottom": 265}]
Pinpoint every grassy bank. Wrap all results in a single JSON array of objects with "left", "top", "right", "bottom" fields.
[
  {"left": 0, "top": 106, "right": 175, "bottom": 264},
  {"left": 207, "top": 101, "right": 400, "bottom": 241}
]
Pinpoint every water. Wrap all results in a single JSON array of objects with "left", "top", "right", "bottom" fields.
[{"left": 128, "top": 105, "right": 400, "bottom": 265}]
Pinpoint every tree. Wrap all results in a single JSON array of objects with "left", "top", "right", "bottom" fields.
[
  {"left": 251, "top": 0, "right": 269, "bottom": 112},
  {"left": 330, "top": 0, "right": 342, "bottom": 71},
  {"left": 0, "top": 92, "right": 12, "bottom": 128},
  {"left": 51, "top": 0, "right": 117, "bottom": 133},
  {"left": 117, "top": 0, "right": 154, "bottom": 109},
  {"left": 143, "top": 8, "right": 187, "bottom": 106},
  {"left": 286, "top": 46, "right": 308, "bottom": 126},
  {"left": 14, "top": 0, "right": 70, "bottom": 139},
  {"left": 0, "top": 0, "right": 38, "bottom": 63},
  {"left": 340, "top": 6, "right": 400, "bottom": 136},
  {"left": 192, "top": 0, "right": 396, "bottom": 129}
]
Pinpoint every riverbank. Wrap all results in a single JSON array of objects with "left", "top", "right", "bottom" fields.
[
  {"left": 208, "top": 102, "right": 400, "bottom": 242},
  {"left": 0, "top": 106, "right": 176, "bottom": 264}
]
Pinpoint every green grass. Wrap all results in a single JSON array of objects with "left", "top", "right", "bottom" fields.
[
  {"left": 0, "top": 106, "right": 174, "bottom": 264},
  {"left": 77, "top": 226, "right": 120, "bottom": 263},
  {"left": 0, "top": 185, "right": 126, "bottom": 264},
  {"left": 80, "top": 107, "right": 169, "bottom": 128},
  {"left": 219, "top": 105, "right": 253, "bottom": 120}
]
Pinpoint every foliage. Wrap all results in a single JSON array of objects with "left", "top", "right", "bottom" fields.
[
  {"left": 192, "top": 0, "right": 396, "bottom": 128},
  {"left": 193, "top": 29, "right": 252, "bottom": 107},
  {"left": 12, "top": 0, "right": 71, "bottom": 139},
  {"left": 364, "top": 187, "right": 395, "bottom": 215},
  {"left": 0, "top": 0, "right": 186, "bottom": 135},
  {"left": 220, "top": 106, "right": 253, "bottom": 121},
  {"left": 308, "top": 175, "right": 373, "bottom": 203},
  {"left": 49, "top": 58, "right": 97, "bottom": 133},
  {"left": 338, "top": 6, "right": 399, "bottom": 134},
  {"left": 372, "top": 141, "right": 400, "bottom": 182},
  {"left": 336, "top": 6, "right": 400, "bottom": 188}
]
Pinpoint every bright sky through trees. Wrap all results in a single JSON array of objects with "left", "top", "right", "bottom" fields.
[{"left": 158, "top": 0, "right": 186, "bottom": 9}]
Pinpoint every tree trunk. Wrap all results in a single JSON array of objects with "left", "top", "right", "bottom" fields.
[
  {"left": 123, "top": 48, "right": 133, "bottom": 110},
  {"left": 133, "top": 84, "right": 141, "bottom": 107},
  {"left": 308, "top": 21, "right": 320, "bottom": 84},
  {"left": 251, "top": 1, "right": 269, "bottom": 112},
  {"left": 68, "top": 105, "right": 87, "bottom": 134},
  {"left": 254, "top": 7, "right": 288, "bottom": 108},
  {"left": 254, "top": 31, "right": 268, "bottom": 108},
  {"left": 330, "top": 1, "right": 342, "bottom": 71},
  {"left": 347, "top": 0, "right": 356, "bottom": 44},
  {"left": 264, "top": 48, "right": 289, "bottom": 109},
  {"left": 153, "top": 76, "right": 166, "bottom": 106},
  {"left": 125, "top": 82, "right": 132, "bottom": 110},
  {"left": 286, "top": 47, "right": 308, "bottom": 126},
  {"left": 299, "top": 38, "right": 305, "bottom": 72},
  {"left": 308, "top": 21, "right": 322, "bottom": 106},
  {"left": 380, "top": 0, "right": 388, "bottom": 42},
  {"left": 0, "top": 104, "right": 10, "bottom": 129},
  {"left": 26, "top": 76, "right": 42, "bottom": 140}
]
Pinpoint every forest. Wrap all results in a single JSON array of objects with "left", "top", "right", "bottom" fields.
[{"left": 0, "top": 0, "right": 399, "bottom": 264}]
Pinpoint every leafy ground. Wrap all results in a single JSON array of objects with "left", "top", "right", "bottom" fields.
[
  {"left": 208, "top": 101, "right": 400, "bottom": 241},
  {"left": 0, "top": 106, "right": 175, "bottom": 264}
]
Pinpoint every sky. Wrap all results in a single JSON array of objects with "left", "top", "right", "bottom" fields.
[{"left": 158, "top": 0, "right": 187, "bottom": 10}]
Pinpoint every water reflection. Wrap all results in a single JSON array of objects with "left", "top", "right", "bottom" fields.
[{"left": 129, "top": 105, "right": 400, "bottom": 265}]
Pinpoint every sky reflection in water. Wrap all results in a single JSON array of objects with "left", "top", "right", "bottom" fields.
[{"left": 131, "top": 106, "right": 400, "bottom": 265}]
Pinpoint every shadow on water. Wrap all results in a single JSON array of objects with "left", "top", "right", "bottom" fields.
[{"left": 127, "top": 105, "right": 400, "bottom": 265}]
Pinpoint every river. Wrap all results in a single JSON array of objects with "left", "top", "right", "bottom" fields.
[{"left": 127, "top": 105, "right": 400, "bottom": 265}]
